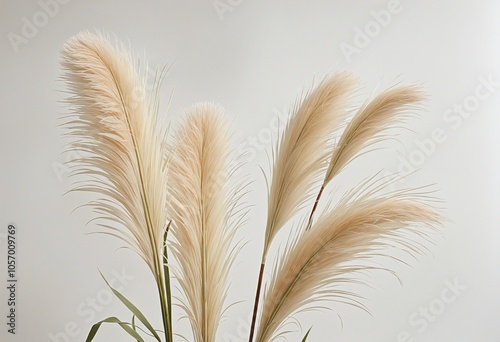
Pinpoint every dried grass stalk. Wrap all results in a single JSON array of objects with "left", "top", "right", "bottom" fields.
[
  {"left": 264, "top": 72, "right": 358, "bottom": 257},
  {"left": 257, "top": 190, "right": 440, "bottom": 342},
  {"left": 61, "top": 31, "right": 172, "bottom": 340},
  {"left": 325, "top": 85, "right": 424, "bottom": 183},
  {"left": 306, "top": 86, "right": 425, "bottom": 229},
  {"left": 169, "top": 104, "right": 244, "bottom": 342}
]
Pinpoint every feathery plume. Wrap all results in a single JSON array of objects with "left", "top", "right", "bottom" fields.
[
  {"left": 60, "top": 31, "right": 442, "bottom": 342},
  {"left": 256, "top": 189, "right": 440, "bottom": 342},
  {"left": 325, "top": 85, "right": 424, "bottom": 184},
  {"left": 264, "top": 72, "right": 357, "bottom": 257},
  {"left": 249, "top": 72, "right": 357, "bottom": 342},
  {"left": 61, "top": 31, "right": 172, "bottom": 340},
  {"left": 306, "top": 86, "right": 425, "bottom": 228},
  {"left": 169, "top": 104, "right": 243, "bottom": 342}
]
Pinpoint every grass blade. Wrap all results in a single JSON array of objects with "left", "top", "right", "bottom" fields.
[
  {"left": 301, "top": 327, "right": 312, "bottom": 342},
  {"left": 132, "top": 315, "right": 140, "bottom": 342},
  {"left": 100, "top": 272, "right": 161, "bottom": 341},
  {"left": 85, "top": 316, "right": 144, "bottom": 342}
]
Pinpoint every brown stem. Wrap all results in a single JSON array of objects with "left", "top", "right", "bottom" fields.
[
  {"left": 248, "top": 262, "right": 266, "bottom": 342},
  {"left": 306, "top": 185, "right": 325, "bottom": 230}
]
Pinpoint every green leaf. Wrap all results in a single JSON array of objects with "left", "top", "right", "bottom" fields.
[
  {"left": 301, "top": 327, "right": 312, "bottom": 342},
  {"left": 132, "top": 315, "right": 139, "bottom": 342},
  {"left": 85, "top": 316, "right": 144, "bottom": 342},
  {"left": 100, "top": 271, "right": 161, "bottom": 342}
]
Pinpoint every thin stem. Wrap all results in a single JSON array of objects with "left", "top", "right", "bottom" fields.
[
  {"left": 257, "top": 240, "right": 320, "bottom": 342},
  {"left": 162, "top": 222, "right": 173, "bottom": 342},
  {"left": 157, "top": 272, "right": 171, "bottom": 342},
  {"left": 305, "top": 184, "right": 325, "bottom": 230},
  {"left": 248, "top": 262, "right": 266, "bottom": 342}
]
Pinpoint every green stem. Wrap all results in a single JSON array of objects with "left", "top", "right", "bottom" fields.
[
  {"left": 157, "top": 271, "right": 172, "bottom": 342},
  {"left": 161, "top": 223, "right": 173, "bottom": 342}
]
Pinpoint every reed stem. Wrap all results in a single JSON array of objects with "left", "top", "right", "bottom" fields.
[
  {"left": 157, "top": 274, "right": 172, "bottom": 342},
  {"left": 248, "top": 262, "right": 265, "bottom": 342},
  {"left": 306, "top": 184, "right": 325, "bottom": 230},
  {"left": 161, "top": 225, "right": 173, "bottom": 342}
]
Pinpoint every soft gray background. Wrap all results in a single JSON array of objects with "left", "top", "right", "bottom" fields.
[{"left": 1, "top": 0, "right": 499, "bottom": 341}]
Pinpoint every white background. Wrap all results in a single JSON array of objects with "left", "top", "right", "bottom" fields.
[{"left": 1, "top": 0, "right": 499, "bottom": 341}]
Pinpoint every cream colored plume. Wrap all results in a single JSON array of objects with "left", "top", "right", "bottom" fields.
[
  {"left": 168, "top": 104, "right": 243, "bottom": 342},
  {"left": 256, "top": 191, "right": 440, "bottom": 342},
  {"left": 61, "top": 32, "right": 169, "bottom": 278},
  {"left": 263, "top": 72, "right": 357, "bottom": 258},
  {"left": 324, "top": 85, "right": 424, "bottom": 184}
]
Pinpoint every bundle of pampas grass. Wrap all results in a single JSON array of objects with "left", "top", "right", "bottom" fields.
[{"left": 60, "top": 31, "right": 441, "bottom": 342}]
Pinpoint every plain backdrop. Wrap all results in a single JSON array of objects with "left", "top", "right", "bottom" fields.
[{"left": 1, "top": 1, "right": 499, "bottom": 341}]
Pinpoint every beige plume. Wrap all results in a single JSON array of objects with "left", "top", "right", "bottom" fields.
[
  {"left": 305, "top": 86, "right": 425, "bottom": 229},
  {"left": 325, "top": 85, "right": 424, "bottom": 184},
  {"left": 249, "top": 73, "right": 357, "bottom": 342},
  {"left": 168, "top": 104, "right": 244, "bottom": 342},
  {"left": 60, "top": 31, "right": 172, "bottom": 339},
  {"left": 256, "top": 191, "right": 440, "bottom": 342},
  {"left": 263, "top": 72, "right": 358, "bottom": 257}
]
